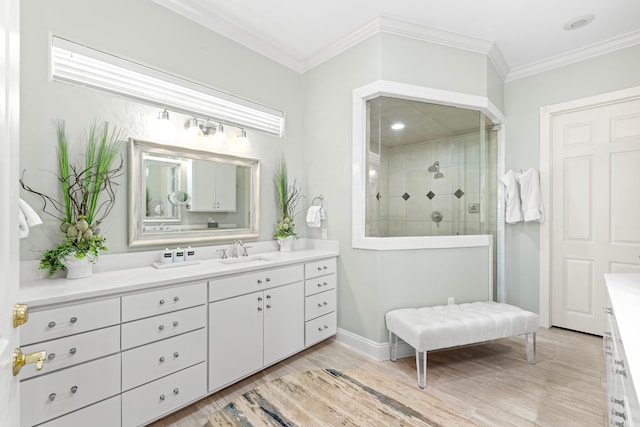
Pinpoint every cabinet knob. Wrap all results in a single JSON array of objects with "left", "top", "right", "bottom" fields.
[
  {"left": 173, "top": 388, "right": 179, "bottom": 395},
  {"left": 266, "top": 295, "right": 271, "bottom": 299},
  {"left": 48, "top": 321, "right": 56, "bottom": 328},
  {"left": 159, "top": 394, "right": 165, "bottom": 401},
  {"left": 159, "top": 299, "right": 166, "bottom": 305},
  {"left": 318, "top": 303, "right": 323, "bottom": 308},
  {"left": 324, "top": 325, "right": 329, "bottom": 329},
  {"left": 323, "top": 282, "right": 328, "bottom": 286},
  {"left": 604, "top": 307, "right": 613, "bottom": 315},
  {"left": 257, "top": 279, "right": 262, "bottom": 284},
  {"left": 266, "top": 278, "right": 271, "bottom": 282},
  {"left": 70, "top": 385, "right": 78, "bottom": 394},
  {"left": 611, "top": 409, "right": 627, "bottom": 420},
  {"left": 48, "top": 393, "right": 57, "bottom": 401},
  {"left": 173, "top": 352, "right": 179, "bottom": 358},
  {"left": 174, "top": 296, "right": 180, "bottom": 302},
  {"left": 258, "top": 307, "right": 263, "bottom": 311},
  {"left": 48, "top": 353, "right": 56, "bottom": 361},
  {"left": 69, "top": 316, "right": 77, "bottom": 324},
  {"left": 159, "top": 356, "right": 165, "bottom": 363},
  {"left": 317, "top": 267, "right": 322, "bottom": 271},
  {"left": 317, "top": 283, "right": 322, "bottom": 287},
  {"left": 159, "top": 325, "right": 165, "bottom": 331},
  {"left": 173, "top": 321, "right": 179, "bottom": 327},
  {"left": 266, "top": 305, "right": 271, "bottom": 309},
  {"left": 323, "top": 266, "right": 328, "bottom": 270},
  {"left": 69, "top": 347, "right": 77, "bottom": 355},
  {"left": 318, "top": 327, "right": 323, "bottom": 332},
  {"left": 611, "top": 397, "right": 625, "bottom": 406},
  {"left": 257, "top": 297, "right": 263, "bottom": 301},
  {"left": 323, "top": 301, "right": 328, "bottom": 306}
]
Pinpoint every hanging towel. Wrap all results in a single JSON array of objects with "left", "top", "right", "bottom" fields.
[
  {"left": 500, "top": 170, "right": 523, "bottom": 224},
  {"left": 517, "top": 168, "right": 545, "bottom": 223},
  {"left": 18, "top": 198, "right": 43, "bottom": 239},
  {"left": 306, "top": 205, "right": 322, "bottom": 228}
]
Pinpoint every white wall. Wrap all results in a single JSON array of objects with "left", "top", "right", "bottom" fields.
[
  {"left": 19, "top": 0, "right": 304, "bottom": 260},
  {"left": 503, "top": 44, "right": 640, "bottom": 312}
]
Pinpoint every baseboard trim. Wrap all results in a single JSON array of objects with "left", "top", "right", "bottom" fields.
[{"left": 335, "top": 328, "right": 414, "bottom": 361}]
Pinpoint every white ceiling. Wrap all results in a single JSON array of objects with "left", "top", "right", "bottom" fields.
[{"left": 154, "top": 0, "right": 640, "bottom": 80}]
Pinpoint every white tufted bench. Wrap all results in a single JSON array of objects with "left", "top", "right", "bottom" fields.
[{"left": 385, "top": 301, "right": 539, "bottom": 388}]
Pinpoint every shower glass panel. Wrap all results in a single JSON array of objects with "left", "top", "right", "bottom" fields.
[{"left": 365, "top": 96, "right": 498, "bottom": 240}]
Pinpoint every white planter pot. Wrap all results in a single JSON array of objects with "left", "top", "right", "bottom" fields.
[
  {"left": 62, "top": 253, "right": 94, "bottom": 279},
  {"left": 277, "top": 236, "right": 295, "bottom": 252}
]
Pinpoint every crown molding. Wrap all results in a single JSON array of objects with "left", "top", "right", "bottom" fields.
[{"left": 506, "top": 29, "right": 640, "bottom": 82}]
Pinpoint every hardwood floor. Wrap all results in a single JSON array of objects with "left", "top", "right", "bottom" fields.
[{"left": 150, "top": 327, "right": 606, "bottom": 427}]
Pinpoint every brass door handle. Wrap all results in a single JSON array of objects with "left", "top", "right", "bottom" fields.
[
  {"left": 13, "top": 304, "right": 28, "bottom": 328},
  {"left": 13, "top": 348, "right": 47, "bottom": 376}
]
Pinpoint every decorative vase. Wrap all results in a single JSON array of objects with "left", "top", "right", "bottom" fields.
[
  {"left": 62, "top": 253, "right": 94, "bottom": 279},
  {"left": 277, "top": 236, "right": 295, "bottom": 252}
]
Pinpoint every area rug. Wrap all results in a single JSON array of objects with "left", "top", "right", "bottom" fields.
[{"left": 205, "top": 368, "right": 477, "bottom": 426}]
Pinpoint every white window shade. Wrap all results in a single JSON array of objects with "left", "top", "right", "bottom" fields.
[{"left": 51, "top": 37, "right": 284, "bottom": 137}]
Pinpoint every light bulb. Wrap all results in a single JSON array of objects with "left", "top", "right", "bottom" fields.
[
  {"left": 213, "top": 123, "right": 227, "bottom": 144},
  {"left": 234, "top": 129, "right": 250, "bottom": 153},
  {"left": 185, "top": 117, "right": 203, "bottom": 139}
]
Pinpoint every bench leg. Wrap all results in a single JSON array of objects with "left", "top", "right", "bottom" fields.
[
  {"left": 525, "top": 332, "right": 536, "bottom": 364},
  {"left": 416, "top": 350, "right": 427, "bottom": 389},
  {"left": 389, "top": 331, "right": 398, "bottom": 362}
]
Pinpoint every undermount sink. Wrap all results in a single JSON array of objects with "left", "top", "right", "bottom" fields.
[{"left": 218, "top": 255, "right": 275, "bottom": 265}]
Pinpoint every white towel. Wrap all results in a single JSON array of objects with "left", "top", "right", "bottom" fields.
[
  {"left": 18, "top": 198, "right": 43, "bottom": 239},
  {"left": 516, "top": 168, "right": 545, "bottom": 223},
  {"left": 306, "top": 206, "right": 322, "bottom": 228},
  {"left": 500, "top": 170, "right": 524, "bottom": 224}
]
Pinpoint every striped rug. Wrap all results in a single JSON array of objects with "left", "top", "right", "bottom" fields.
[{"left": 205, "top": 368, "right": 477, "bottom": 426}]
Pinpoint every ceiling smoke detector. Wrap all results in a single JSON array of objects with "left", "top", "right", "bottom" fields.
[{"left": 563, "top": 15, "right": 595, "bottom": 31}]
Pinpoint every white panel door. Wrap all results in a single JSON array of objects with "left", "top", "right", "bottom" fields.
[
  {"left": 0, "top": 0, "right": 21, "bottom": 425},
  {"left": 263, "top": 282, "right": 304, "bottom": 366},
  {"left": 551, "top": 98, "right": 640, "bottom": 335}
]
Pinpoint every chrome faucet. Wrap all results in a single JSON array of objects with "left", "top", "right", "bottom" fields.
[{"left": 232, "top": 240, "right": 244, "bottom": 258}]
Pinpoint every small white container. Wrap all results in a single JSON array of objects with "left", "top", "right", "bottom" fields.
[
  {"left": 173, "top": 247, "right": 185, "bottom": 262},
  {"left": 160, "top": 248, "right": 173, "bottom": 264},
  {"left": 185, "top": 246, "right": 196, "bottom": 262}
]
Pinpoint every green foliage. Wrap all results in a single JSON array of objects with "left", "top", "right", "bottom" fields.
[
  {"left": 40, "top": 234, "right": 107, "bottom": 278},
  {"left": 273, "top": 155, "right": 303, "bottom": 239}
]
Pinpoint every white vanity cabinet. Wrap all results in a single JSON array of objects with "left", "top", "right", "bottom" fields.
[
  {"left": 304, "top": 258, "right": 338, "bottom": 347},
  {"left": 19, "top": 298, "right": 122, "bottom": 427},
  {"left": 120, "top": 282, "right": 207, "bottom": 427},
  {"left": 188, "top": 159, "right": 236, "bottom": 212},
  {"left": 208, "top": 265, "right": 304, "bottom": 391}
]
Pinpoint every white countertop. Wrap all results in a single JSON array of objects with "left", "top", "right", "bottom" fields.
[
  {"left": 605, "top": 273, "right": 640, "bottom": 394},
  {"left": 20, "top": 248, "right": 339, "bottom": 308}
]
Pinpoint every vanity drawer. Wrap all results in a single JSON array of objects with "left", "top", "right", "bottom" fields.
[
  {"left": 21, "top": 298, "right": 120, "bottom": 345},
  {"left": 304, "top": 258, "right": 337, "bottom": 280},
  {"left": 305, "top": 311, "right": 337, "bottom": 348},
  {"left": 20, "top": 354, "right": 121, "bottom": 427},
  {"left": 122, "top": 362, "right": 207, "bottom": 427},
  {"left": 121, "top": 328, "right": 207, "bottom": 391},
  {"left": 38, "top": 395, "right": 121, "bottom": 427},
  {"left": 122, "top": 305, "right": 206, "bottom": 350},
  {"left": 122, "top": 282, "right": 206, "bottom": 322},
  {"left": 305, "top": 289, "right": 337, "bottom": 321},
  {"left": 209, "top": 264, "right": 303, "bottom": 302},
  {"left": 304, "top": 273, "right": 337, "bottom": 296},
  {"left": 20, "top": 325, "right": 120, "bottom": 380}
]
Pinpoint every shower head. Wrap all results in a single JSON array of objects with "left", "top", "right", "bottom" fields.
[{"left": 428, "top": 161, "right": 440, "bottom": 173}]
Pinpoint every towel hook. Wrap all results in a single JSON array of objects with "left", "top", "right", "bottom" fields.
[{"left": 311, "top": 195, "right": 325, "bottom": 209}]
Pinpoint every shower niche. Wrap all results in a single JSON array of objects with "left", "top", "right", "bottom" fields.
[{"left": 365, "top": 96, "right": 498, "bottom": 239}]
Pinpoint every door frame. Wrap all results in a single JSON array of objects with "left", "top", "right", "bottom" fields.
[{"left": 539, "top": 86, "right": 640, "bottom": 328}]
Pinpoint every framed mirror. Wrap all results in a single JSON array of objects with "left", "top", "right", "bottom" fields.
[{"left": 128, "top": 139, "right": 260, "bottom": 247}]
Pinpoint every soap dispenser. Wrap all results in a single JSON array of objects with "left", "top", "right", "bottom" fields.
[
  {"left": 160, "top": 248, "right": 173, "bottom": 264},
  {"left": 173, "top": 247, "right": 185, "bottom": 262}
]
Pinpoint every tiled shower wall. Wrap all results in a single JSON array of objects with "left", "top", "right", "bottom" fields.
[{"left": 366, "top": 130, "right": 497, "bottom": 238}]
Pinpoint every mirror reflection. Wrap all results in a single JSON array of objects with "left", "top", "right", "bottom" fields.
[{"left": 129, "top": 139, "right": 260, "bottom": 247}]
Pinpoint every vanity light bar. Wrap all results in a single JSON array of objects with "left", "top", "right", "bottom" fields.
[{"left": 50, "top": 36, "right": 284, "bottom": 137}]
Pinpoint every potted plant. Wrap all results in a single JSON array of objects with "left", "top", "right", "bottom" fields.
[
  {"left": 20, "top": 120, "right": 124, "bottom": 278},
  {"left": 274, "top": 155, "right": 303, "bottom": 251}
]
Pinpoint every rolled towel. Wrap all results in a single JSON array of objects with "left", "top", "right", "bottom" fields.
[
  {"left": 306, "top": 206, "right": 322, "bottom": 228},
  {"left": 18, "top": 198, "right": 43, "bottom": 239}
]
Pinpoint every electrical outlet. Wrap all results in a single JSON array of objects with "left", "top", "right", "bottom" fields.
[
  {"left": 321, "top": 228, "right": 327, "bottom": 240},
  {"left": 468, "top": 203, "right": 480, "bottom": 213},
  {"left": 448, "top": 297, "right": 454, "bottom": 305}
]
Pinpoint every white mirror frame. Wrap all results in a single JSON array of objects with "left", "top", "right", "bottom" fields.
[{"left": 352, "top": 80, "right": 507, "bottom": 299}]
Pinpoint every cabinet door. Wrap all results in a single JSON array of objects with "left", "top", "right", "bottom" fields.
[
  {"left": 215, "top": 162, "right": 236, "bottom": 211},
  {"left": 209, "top": 292, "right": 263, "bottom": 391},
  {"left": 264, "top": 282, "right": 304, "bottom": 366}
]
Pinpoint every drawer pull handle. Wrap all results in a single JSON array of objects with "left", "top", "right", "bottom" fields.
[
  {"left": 258, "top": 307, "right": 263, "bottom": 311},
  {"left": 318, "top": 303, "right": 323, "bottom": 308},
  {"left": 69, "top": 348, "right": 77, "bottom": 355},
  {"left": 317, "top": 267, "right": 322, "bottom": 271},
  {"left": 611, "top": 409, "right": 627, "bottom": 420},
  {"left": 257, "top": 279, "right": 262, "bottom": 284},
  {"left": 318, "top": 327, "right": 323, "bottom": 332},
  {"left": 323, "top": 302, "right": 328, "bottom": 306},
  {"left": 266, "top": 278, "right": 271, "bottom": 282},
  {"left": 266, "top": 305, "right": 272, "bottom": 309},
  {"left": 614, "top": 359, "right": 625, "bottom": 368},
  {"left": 173, "top": 388, "right": 179, "bottom": 395},
  {"left": 615, "top": 368, "right": 626, "bottom": 377},
  {"left": 323, "top": 266, "right": 328, "bottom": 270},
  {"left": 48, "top": 393, "right": 56, "bottom": 401},
  {"left": 159, "top": 394, "right": 165, "bottom": 401},
  {"left": 159, "top": 325, "right": 165, "bottom": 331},
  {"left": 266, "top": 295, "right": 271, "bottom": 299},
  {"left": 258, "top": 297, "right": 263, "bottom": 301},
  {"left": 70, "top": 385, "right": 78, "bottom": 394},
  {"left": 611, "top": 397, "right": 625, "bottom": 406},
  {"left": 173, "top": 352, "right": 179, "bottom": 358},
  {"left": 324, "top": 325, "right": 329, "bottom": 329},
  {"left": 159, "top": 356, "right": 165, "bottom": 363},
  {"left": 48, "top": 353, "right": 56, "bottom": 361},
  {"left": 173, "top": 321, "right": 179, "bottom": 327},
  {"left": 604, "top": 307, "right": 613, "bottom": 315},
  {"left": 323, "top": 282, "right": 328, "bottom": 286},
  {"left": 174, "top": 296, "right": 180, "bottom": 302},
  {"left": 317, "top": 283, "right": 322, "bottom": 287},
  {"left": 69, "top": 317, "right": 77, "bottom": 324},
  {"left": 48, "top": 321, "right": 56, "bottom": 328},
  {"left": 159, "top": 299, "right": 166, "bottom": 305}
]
